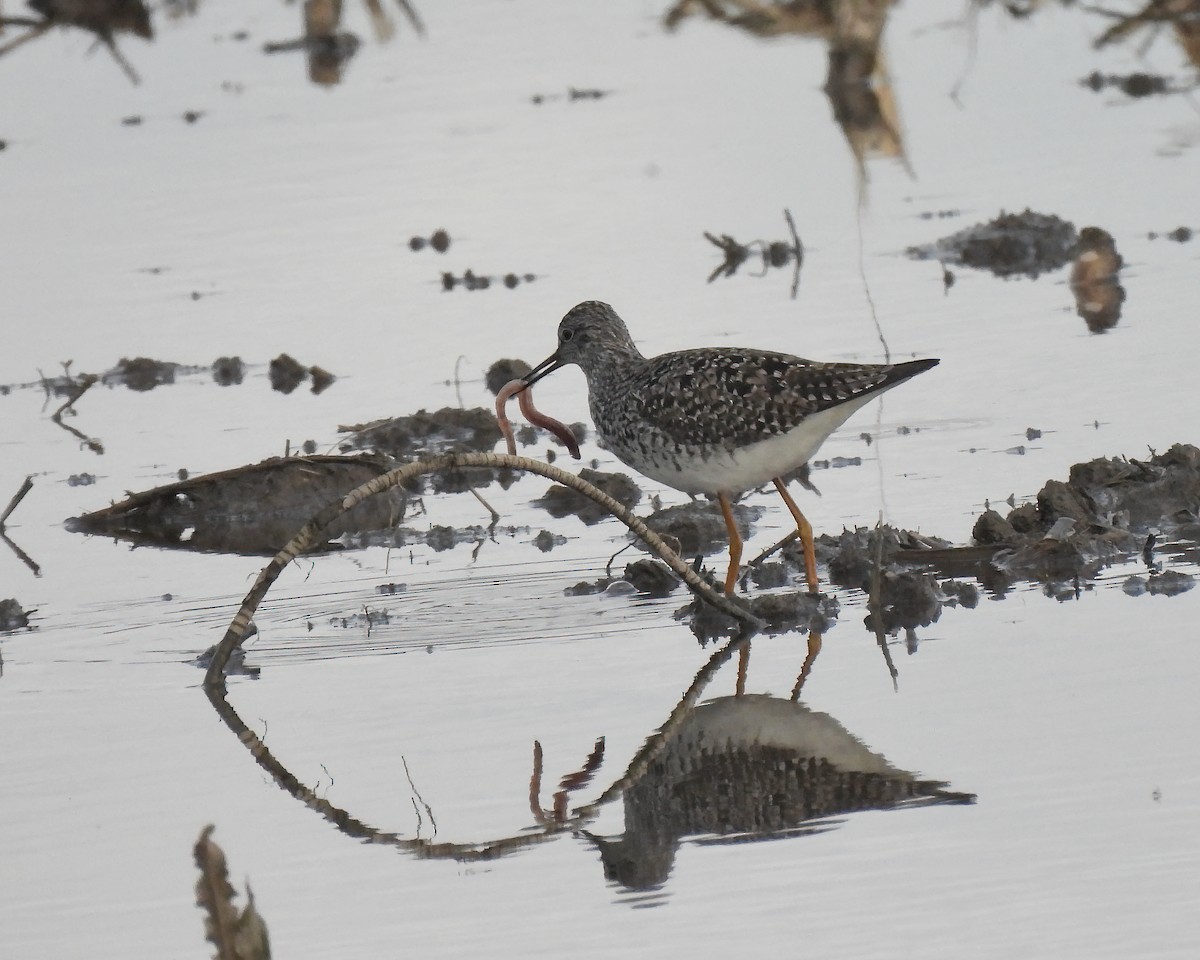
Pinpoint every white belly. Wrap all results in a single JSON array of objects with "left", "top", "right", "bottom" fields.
[{"left": 632, "top": 392, "right": 880, "bottom": 495}]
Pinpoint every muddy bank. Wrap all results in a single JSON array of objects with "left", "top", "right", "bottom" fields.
[{"left": 593, "top": 444, "right": 1199, "bottom": 640}]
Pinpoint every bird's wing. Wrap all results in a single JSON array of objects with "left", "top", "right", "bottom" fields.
[{"left": 629, "top": 349, "right": 898, "bottom": 448}]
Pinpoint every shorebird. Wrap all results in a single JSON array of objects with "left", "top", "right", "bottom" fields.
[{"left": 521, "top": 301, "right": 938, "bottom": 594}]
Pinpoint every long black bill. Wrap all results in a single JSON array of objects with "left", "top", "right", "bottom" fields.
[{"left": 520, "top": 352, "right": 565, "bottom": 391}]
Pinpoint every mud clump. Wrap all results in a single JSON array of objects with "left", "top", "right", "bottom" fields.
[
  {"left": 536, "top": 468, "right": 642, "bottom": 525},
  {"left": 1147, "top": 227, "right": 1192, "bottom": 243},
  {"left": 431, "top": 463, "right": 504, "bottom": 495},
  {"left": 269, "top": 353, "right": 305, "bottom": 393},
  {"left": 0, "top": 598, "right": 31, "bottom": 631},
  {"left": 341, "top": 407, "right": 503, "bottom": 458},
  {"left": 1123, "top": 571, "right": 1195, "bottom": 597},
  {"left": 564, "top": 578, "right": 613, "bottom": 597},
  {"left": 815, "top": 527, "right": 961, "bottom": 634},
  {"left": 270, "top": 353, "right": 335, "bottom": 394},
  {"left": 339, "top": 406, "right": 510, "bottom": 496},
  {"left": 908, "top": 209, "right": 1078, "bottom": 279},
  {"left": 642, "top": 500, "right": 762, "bottom": 556},
  {"left": 426, "top": 525, "right": 457, "bottom": 552},
  {"left": 485, "top": 358, "right": 532, "bottom": 395},
  {"left": 677, "top": 590, "right": 838, "bottom": 643},
  {"left": 970, "top": 444, "right": 1200, "bottom": 583},
  {"left": 822, "top": 526, "right": 952, "bottom": 590},
  {"left": 106, "top": 357, "right": 178, "bottom": 391},
  {"left": 972, "top": 509, "right": 1019, "bottom": 545},
  {"left": 409, "top": 229, "right": 451, "bottom": 252},
  {"left": 1082, "top": 71, "right": 1172, "bottom": 97},
  {"left": 623, "top": 559, "right": 680, "bottom": 596},
  {"left": 533, "top": 530, "right": 564, "bottom": 552},
  {"left": 979, "top": 444, "right": 1200, "bottom": 544},
  {"left": 750, "top": 561, "right": 790, "bottom": 589},
  {"left": 748, "top": 590, "right": 832, "bottom": 634},
  {"left": 69, "top": 454, "right": 407, "bottom": 555},
  {"left": 212, "top": 356, "right": 245, "bottom": 386},
  {"left": 1070, "top": 227, "right": 1125, "bottom": 333}
]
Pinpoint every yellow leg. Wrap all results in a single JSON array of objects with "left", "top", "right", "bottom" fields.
[
  {"left": 773, "top": 477, "right": 818, "bottom": 593},
  {"left": 717, "top": 492, "right": 742, "bottom": 595}
]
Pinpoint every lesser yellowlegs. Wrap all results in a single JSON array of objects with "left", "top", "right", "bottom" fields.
[{"left": 521, "top": 301, "right": 938, "bottom": 595}]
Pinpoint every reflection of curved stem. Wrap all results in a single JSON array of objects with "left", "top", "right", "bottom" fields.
[
  {"left": 205, "top": 452, "right": 765, "bottom": 688},
  {"left": 202, "top": 602, "right": 822, "bottom": 861},
  {"left": 203, "top": 680, "right": 577, "bottom": 861}
]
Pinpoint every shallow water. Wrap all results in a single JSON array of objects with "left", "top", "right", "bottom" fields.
[{"left": 2, "top": 2, "right": 1199, "bottom": 958}]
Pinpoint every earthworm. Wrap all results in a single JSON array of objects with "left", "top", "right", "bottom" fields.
[{"left": 495, "top": 379, "right": 581, "bottom": 459}]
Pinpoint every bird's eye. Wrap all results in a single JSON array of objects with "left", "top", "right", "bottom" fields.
[{"left": 560, "top": 328, "right": 574, "bottom": 342}]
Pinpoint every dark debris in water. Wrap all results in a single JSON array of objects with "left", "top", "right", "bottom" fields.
[
  {"left": 964, "top": 443, "right": 1200, "bottom": 588},
  {"left": 485, "top": 358, "right": 532, "bottom": 396},
  {"left": 1082, "top": 71, "right": 1175, "bottom": 97},
  {"left": 340, "top": 407, "right": 502, "bottom": 459},
  {"left": 533, "top": 529, "right": 565, "bottom": 552},
  {"left": 530, "top": 87, "right": 611, "bottom": 105},
  {"left": 6, "top": 356, "right": 332, "bottom": 396},
  {"left": 269, "top": 353, "right": 335, "bottom": 395},
  {"left": 676, "top": 589, "right": 838, "bottom": 643},
  {"left": 981, "top": 444, "right": 1200, "bottom": 545},
  {"left": 212, "top": 356, "right": 245, "bottom": 386},
  {"left": 907, "top": 209, "right": 1078, "bottom": 279},
  {"left": 565, "top": 578, "right": 613, "bottom": 597},
  {"left": 703, "top": 209, "right": 804, "bottom": 297},
  {"left": 69, "top": 453, "right": 407, "bottom": 555},
  {"left": 1122, "top": 570, "right": 1195, "bottom": 597},
  {"left": 441, "top": 270, "right": 537, "bottom": 292},
  {"left": 408, "top": 229, "right": 451, "bottom": 252},
  {"left": 623, "top": 559, "right": 681, "bottom": 597},
  {"left": 1147, "top": 226, "right": 1193, "bottom": 242},
  {"left": 1070, "top": 227, "right": 1125, "bottom": 333},
  {"left": 641, "top": 500, "right": 763, "bottom": 556},
  {"left": 106, "top": 356, "right": 178, "bottom": 391},
  {"left": 0, "top": 598, "right": 32, "bottom": 632},
  {"left": 536, "top": 468, "right": 642, "bottom": 526}
]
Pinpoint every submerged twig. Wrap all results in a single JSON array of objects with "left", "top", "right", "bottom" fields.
[
  {"left": 0, "top": 475, "right": 33, "bottom": 529},
  {"left": 394, "top": 0, "right": 425, "bottom": 36},
  {"left": 205, "top": 452, "right": 765, "bottom": 687},
  {"left": 468, "top": 486, "right": 500, "bottom": 526},
  {"left": 0, "top": 475, "right": 40, "bottom": 575},
  {"left": 402, "top": 756, "right": 437, "bottom": 838},
  {"left": 50, "top": 374, "right": 103, "bottom": 454},
  {"left": 868, "top": 514, "right": 899, "bottom": 691},
  {"left": 0, "top": 532, "right": 41, "bottom": 576}
]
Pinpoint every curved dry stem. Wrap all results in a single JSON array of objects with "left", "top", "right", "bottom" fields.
[{"left": 205, "top": 452, "right": 762, "bottom": 688}]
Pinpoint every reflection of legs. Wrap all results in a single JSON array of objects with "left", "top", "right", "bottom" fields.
[
  {"left": 773, "top": 478, "right": 817, "bottom": 593},
  {"left": 717, "top": 492, "right": 742, "bottom": 595},
  {"left": 790, "top": 631, "right": 823, "bottom": 700}
]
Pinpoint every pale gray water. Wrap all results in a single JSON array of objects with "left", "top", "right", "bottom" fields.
[{"left": 1, "top": 2, "right": 1198, "bottom": 957}]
